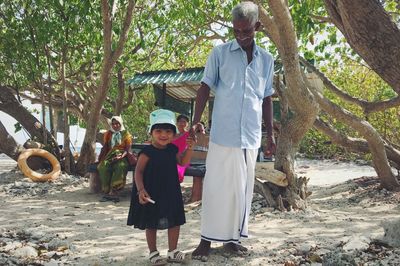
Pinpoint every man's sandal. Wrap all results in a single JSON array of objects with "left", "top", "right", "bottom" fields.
[
  {"left": 167, "top": 249, "right": 187, "bottom": 263},
  {"left": 148, "top": 250, "right": 167, "bottom": 266}
]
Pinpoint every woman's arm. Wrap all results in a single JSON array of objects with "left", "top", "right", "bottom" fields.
[
  {"left": 114, "top": 132, "right": 132, "bottom": 160},
  {"left": 122, "top": 132, "right": 133, "bottom": 158},
  {"left": 97, "top": 131, "right": 112, "bottom": 162}
]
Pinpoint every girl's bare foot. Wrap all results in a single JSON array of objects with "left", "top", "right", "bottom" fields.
[{"left": 192, "top": 239, "right": 210, "bottom": 262}]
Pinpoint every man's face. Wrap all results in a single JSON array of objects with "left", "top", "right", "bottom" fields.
[{"left": 233, "top": 19, "right": 260, "bottom": 50}]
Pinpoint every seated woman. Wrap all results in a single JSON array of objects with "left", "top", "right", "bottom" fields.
[{"left": 97, "top": 116, "right": 132, "bottom": 202}]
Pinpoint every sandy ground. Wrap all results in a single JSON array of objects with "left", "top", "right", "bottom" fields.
[{"left": 0, "top": 158, "right": 399, "bottom": 266}]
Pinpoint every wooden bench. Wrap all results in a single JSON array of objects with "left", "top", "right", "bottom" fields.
[{"left": 87, "top": 160, "right": 206, "bottom": 179}]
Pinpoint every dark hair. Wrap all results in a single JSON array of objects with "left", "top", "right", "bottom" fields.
[
  {"left": 111, "top": 119, "right": 120, "bottom": 125},
  {"left": 150, "top": 123, "right": 177, "bottom": 134},
  {"left": 176, "top": 114, "right": 189, "bottom": 122}
]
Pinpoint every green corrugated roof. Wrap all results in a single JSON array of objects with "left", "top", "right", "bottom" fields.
[
  {"left": 127, "top": 66, "right": 281, "bottom": 120},
  {"left": 127, "top": 67, "right": 210, "bottom": 103},
  {"left": 127, "top": 67, "right": 204, "bottom": 86}
]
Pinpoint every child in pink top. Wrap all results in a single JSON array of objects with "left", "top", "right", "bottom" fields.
[{"left": 172, "top": 114, "right": 190, "bottom": 183}]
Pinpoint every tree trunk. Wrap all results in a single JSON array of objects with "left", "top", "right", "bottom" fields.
[
  {"left": 324, "top": 0, "right": 400, "bottom": 92},
  {"left": 304, "top": 77, "right": 400, "bottom": 190},
  {"left": 274, "top": 119, "right": 311, "bottom": 210},
  {"left": 301, "top": 59, "right": 400, "bottom": 191},
  {"left": 62, "top": 48, "right": 72, "bottom": 174},
  {"left": 48, "top": 95, "right": 55, "bottom": 137},
  {"left": 40, "top": 86, "right": 47, "bottom": 146},
  {"left": 75, "top": 0, "right": 135, "bottom": 175},
  {"left": 322, "top": 1, "right": 400, "bottom": 190},
  {"left": 257, "top": 1, "right": 320, "bottom": 209},
  {"left": 0, "top": 86, "right": 58, "bottom": 148},
  {"left": 46, "top": 47, "right": 56, "bottom": 137},
  {"left": 0, "top": 121, "right": 25, "bottom": 161},
  {"left": 314, "top": 118, "right": 400, "bottom": 170},
  {"left": 114, "top": 65, "right": 125, "bottom": 116},
  {"left": 75, "top": 64, "right": 113, "bottom": 175}
]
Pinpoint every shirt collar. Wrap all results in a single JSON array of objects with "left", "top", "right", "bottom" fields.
[{"left": 230, "top": 39, "right": 259, "bottom": 57}]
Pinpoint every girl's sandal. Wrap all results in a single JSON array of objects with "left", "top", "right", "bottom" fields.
[
  {"left": 167, "top": 249, "right": 187, "bottom": 263},
  {"left": 148, "top": 250, "right": 167, "bottom": 266}
]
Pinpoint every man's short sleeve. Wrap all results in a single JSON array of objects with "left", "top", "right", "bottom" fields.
[
  {"left": 201, "top": 47, "right": 219, "bottom": 91},
  {"left": 264, "top": 54, "right": 275, "bottom": 98}
]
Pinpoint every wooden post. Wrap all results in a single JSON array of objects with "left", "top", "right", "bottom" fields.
[{"left": 162, "top": 83, "right": 167, "bottom": 108}]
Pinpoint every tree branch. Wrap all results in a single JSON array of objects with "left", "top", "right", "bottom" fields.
[
  {"left": 0, "top": 120, "right": 24, "bottom": 160},
  {"left": 303, "top": 71, "right": 398, "bottom": 187},
  {"left": 300, "top": 57, "right": 400, "bottom": 114},
  {"left": 111, "top": 0, "right": 135, "bottom": 64},
  {"left": 310, "top": 14, "right": 333, "bottom": 24},
  {"left": 256, "top": 1, "right": 281, "bottom": 48},
  {"left": 101, "top": 0, "right": 112, "bottom": 59},
  {"left": 314, "top": 117, "right": 400, "bottom": 169}
]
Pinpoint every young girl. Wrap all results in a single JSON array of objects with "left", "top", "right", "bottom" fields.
[
  {"left": 127, "top": 109, "right": 194, "bottom": 265},
  {"left": 172, "top": 114, "right": 190, "bottom": 183}
]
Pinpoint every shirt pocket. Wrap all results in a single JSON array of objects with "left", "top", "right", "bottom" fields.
[{"left": 247, "top": 69, "right": 267, "bottom": 99}]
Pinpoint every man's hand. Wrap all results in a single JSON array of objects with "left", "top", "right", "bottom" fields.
[
  {"left": 263, "top": 136, "right": 276, "bottom": 158},
  {"left": 189, "top": 123, "right": 202, "bottom": 141}
]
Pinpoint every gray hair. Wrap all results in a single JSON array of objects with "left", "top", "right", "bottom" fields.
[{"left": 232, "top": 1, "right": 259, "bottom": 25}]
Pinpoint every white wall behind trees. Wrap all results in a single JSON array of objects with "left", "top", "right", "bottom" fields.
[{"left": 0, "top": 100, "right": 88, "bottom": 150}]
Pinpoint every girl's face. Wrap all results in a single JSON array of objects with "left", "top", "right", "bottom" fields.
[
  {"left": 111, "top": 120, "right": 121, "bottom": 131},
  {"left": 176, "top": 118, "right": 189, "bottom": 132},
  {"left": 151, "top": 128, "right": 175, "bottom": 148}
]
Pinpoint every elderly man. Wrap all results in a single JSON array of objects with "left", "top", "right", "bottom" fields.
[{"left": 191, "top": 1, "right": 276, "bottom": 261}]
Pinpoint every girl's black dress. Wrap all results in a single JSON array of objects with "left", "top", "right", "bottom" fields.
[{"left": 127, "top": 144, "right": 185, "bottom": 230}]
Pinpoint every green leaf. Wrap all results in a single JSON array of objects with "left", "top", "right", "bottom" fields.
[{"left": 14, "top": 122, "right": 22, "bottom": 133}]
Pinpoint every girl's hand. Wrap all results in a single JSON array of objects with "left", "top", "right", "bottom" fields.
[
  {"left": 186, "top": 137, "right": 196, "bottom": 150},
  {"left": 189, "top": 123, "right": 201, "bottom": 140},
  {"left": 138, "top": 189, "right": 152, "bottom": 205}
]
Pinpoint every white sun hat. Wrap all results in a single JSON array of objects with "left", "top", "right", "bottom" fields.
[{"left": 149, "top": 109, "right": 176, "bottom": 132}]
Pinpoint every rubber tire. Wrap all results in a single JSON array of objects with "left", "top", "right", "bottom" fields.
[{"left": 18, "top": 148, "right": 61, "bottom": 182}]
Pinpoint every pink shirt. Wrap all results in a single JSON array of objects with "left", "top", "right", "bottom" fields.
[{"left": 172, "top": 132, "right": 190, "bottom": 182}]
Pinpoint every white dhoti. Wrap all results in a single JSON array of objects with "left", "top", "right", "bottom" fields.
[{"left": 200, "top": 141, "right": 257, "bottom": 243}]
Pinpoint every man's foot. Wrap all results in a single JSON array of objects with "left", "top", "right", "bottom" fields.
[
  {"left": 223, "top": 242, "right": 249, "bottom": 256},
  {"left": 192, "top": 240, "right": 211, "bottom": 262}
]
